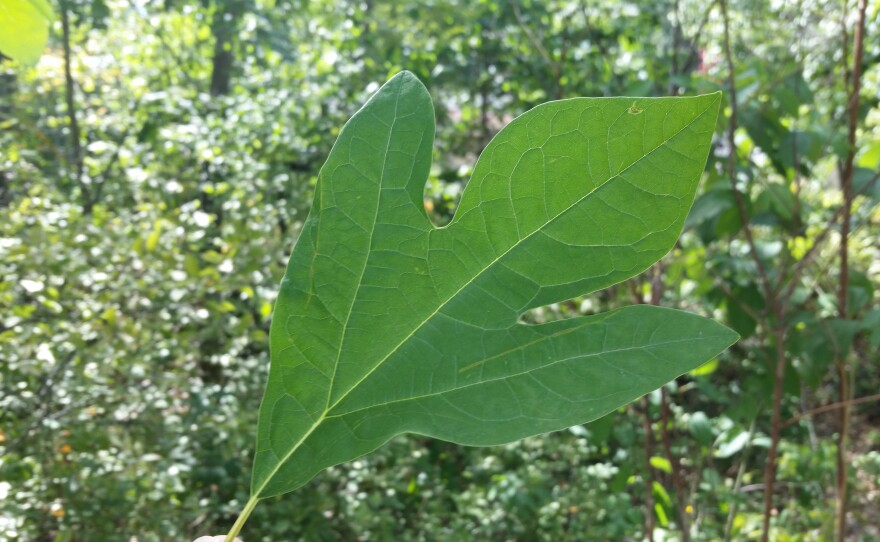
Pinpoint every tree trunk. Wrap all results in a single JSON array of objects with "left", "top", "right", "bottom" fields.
[
  {"left": 61, "top": 0, "right": 88, "bottom": 212},
  {"left": 210, "top": 2, "right": 240, "bottom": 96}
]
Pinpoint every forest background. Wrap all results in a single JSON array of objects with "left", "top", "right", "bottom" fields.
[{"left": 1, "top": 0, "right": 879, "bottom": 541}]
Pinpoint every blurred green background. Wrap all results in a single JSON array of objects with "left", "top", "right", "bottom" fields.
[{"left": 1, "top": 0, "right": 879, "bottom": 540}]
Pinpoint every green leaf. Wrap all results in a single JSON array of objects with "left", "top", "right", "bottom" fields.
[
  {"left": 654, "top": 503, "right": 669, "bottom": 527},
  {"left": 688, "top": 411, "right": 714, "bottom": 446},
  {"left": 862, "top": 309, "right": 880, "bottom": 349},
  {"left": 0, "top": 0, "right": 54, "bottom": 65},
  {"left": 689, "top": 358, "right": 719, "bottom": 377},
  {"left": 250, "top": 72, "right": 735, "bottom": 500},
  {"left": 686, "top": 185, "right": 735, "bottom": 228},
  {"left": 722, "top": 283, "right": 764, "bottom": 339},
  {"left": 653, "top": 481, "right": 672, "bottom": 526},
  {"left": 650, "top": 456, "right": 672, "bottom": 474},
  {"left": 790, "top": 317, "right": 860, "bottom": 388},
  {"left": 714, "top": 430, "right": 749, "bottom": 459},
  {"left": 854, "top": 167, "right": 880, "bottom": 199}
]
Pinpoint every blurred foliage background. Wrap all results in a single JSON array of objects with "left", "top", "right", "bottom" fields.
[{"left": 1, "top": 0, "right": 879, "bottom": 540}]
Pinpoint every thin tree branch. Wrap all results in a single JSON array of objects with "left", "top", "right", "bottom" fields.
[
  {"left": 4, "top": 352, "right": 76, "bottom": 452},
  {"left": 719, "top": 2, "right": 775, "bottom": 307},
  {"left": 835, "top": 1, "right": 867, "bottom": 538},
  {"left": 660, "top": 387, "right": 690, "bottom": 541},
  {"left": 91, "top": 93, "right": 145, "bottom": 204},
  {"left": 681, "top": 1, "right": 716, "bottom": 73},
  {"left": 777, "top": 169, "right": 880, "bottom": 312},
  {"left": 123, "top": 0, "right": 197, "bottom": 87},
  {"left": 60, "top": 0, "right": 88, "bottom": 211},
  {"left": 784, "top": 393, "right": 880, "bottom": 429},
  {"left": 719, "top": 3, "right": 788, "bottom": 540},
  {"left": 509, "top": 1, "right": 563, "bottom": 99},
  {"left": 714, "top": 279, "right": 764, "bottom": 323},
  {"left": 640, "top": 395, "right": 657, "bottom": 542},
  {"left": 724, "top": 412, "right": 760, "bottom": 542}
]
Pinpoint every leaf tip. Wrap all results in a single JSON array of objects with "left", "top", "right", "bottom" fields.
[
  {"left": 719, "top": 323, "right": 740, "bottom": 347},
  {"left": 391, "top": 69, "right": 420, "bottom": 84}
]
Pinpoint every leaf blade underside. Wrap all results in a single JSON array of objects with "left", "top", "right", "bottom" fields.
[{"left": 251, "top": 71, "right": 734, "bottom": 499}]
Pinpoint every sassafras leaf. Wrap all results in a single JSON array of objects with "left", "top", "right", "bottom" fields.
[{"left": 250, "top": 71, "right": 735, "bottom": 500}]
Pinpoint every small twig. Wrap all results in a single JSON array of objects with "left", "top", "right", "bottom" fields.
[
  {"left": 660, "top": 387, "right": 690, "bottom": 541},
  {"left": 509, "top": 0, "right": 563, "bottom": 98},
  {"left": 724, "top": 411, "right": 760, "bottom": 542},
  {"left": 681, "top": 0, "right": 716, "bottom": 73},
  {"left": 123, "top": 0, "right": 197, "bottom": 87},
  {"left": 60, "top": 0, "right": 88, "bottom": 211},
  {"left": 835, "top": 1, "right": 866, "bottom": 537},
  {"left": 92, "top": 93, "right": 145, "bottom": 203},
  {"left": 650, "top": 264, "right": 663, "bottom": 306},
  {"left": 784, "top": 393, "right": 880, "bottom": 429},
  {"left": 646, "top": 263, "right": 690, "bottom": 539},
  {"left": 669, "top": 0, "right": 681, "bottom": 95},
  {"left": 629, "top": 278, "right": 645, "bottom": 305},
  {"left": 5, "top": 395, "right": 84, "bottom": 452},
  {"left": 714, "top": 279, "right": 764, "bottom": 323},
  {"left": 776, "top": 169, "right": 880, "bottom": 313},
  {"left": 738, "top": 481, "right": 800, "bottom": 493},
  {"left": 720, "top": 4, "right": 788, "bottom": 540},
  {"left": 640, "top": 395, "right": 657, "bottom": 542},
  {"left": 718, "top": 1, "right": 775, "bottom": 306}
]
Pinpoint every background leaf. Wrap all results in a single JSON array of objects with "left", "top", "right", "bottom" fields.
[{"left": 0, "top": 0, "right": 54, "bottom": 65}]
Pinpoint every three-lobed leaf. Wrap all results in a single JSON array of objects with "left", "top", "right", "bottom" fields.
[{"left": 251, "top": 71, "right": 735, "bottom": 499}]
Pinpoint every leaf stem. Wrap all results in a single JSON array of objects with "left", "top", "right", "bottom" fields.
[{"left": 225, "top": 495, "right": 259, "bottom": 542}]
